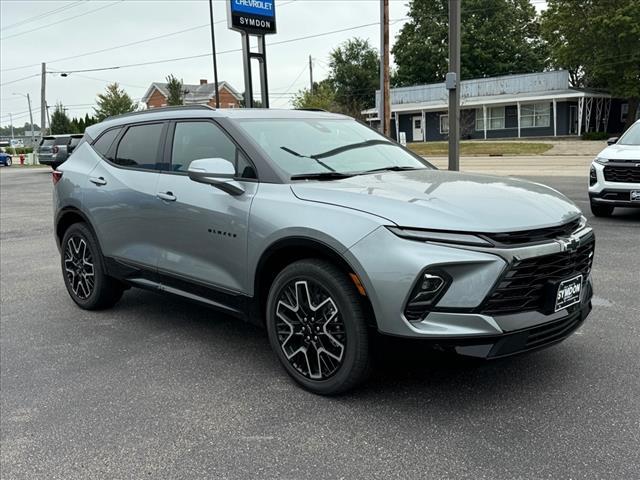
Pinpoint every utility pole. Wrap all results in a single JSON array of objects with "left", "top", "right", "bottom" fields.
[
  {"left": 309, "top": 55, "right": 314, "bottom": 93},
  {"left": 9, "top": 113, "right": 14, "bottom": 140},
  {"left": 447, "top": 0, "right": 461, "bottom": 171},
  {"left": 379, "top": 0, "right": 390, "bottom": 136},
  {"left": 208, "top": 0, "right": 220, "bottom": 108},
  {"left": 40, "top": 62, "right": 47, "bottom": 136},
  {"left": 12, "top": 92, "right": 34, "bottom": 147},
  {"left": 45, "top": 102, "right": 51, "bottom": 133}
]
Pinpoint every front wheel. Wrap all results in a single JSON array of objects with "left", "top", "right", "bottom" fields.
[
  {"left": 590, "top": 201, "right": 614, "bottom": 217},
  {"left": 5, "top": 157, "right": 11, "bottom": 166},
  {"left": 61, "top": 223, "right": 124, "bottom": 310},
  {"left": 266, "top": 259, "right": 370, "bottom": 395}
]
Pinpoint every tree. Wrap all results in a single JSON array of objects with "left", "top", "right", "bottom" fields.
[
  {"left": 542, "top": 0, "right": 640, "bottom": 130},
  {"left": 292, "top": 80, "right": 339, "bottom": 112},
  {"left": 84, "top": 113, "right": 97, "bottom": 128},
  {"left": 50, "top": 103, "right": 71, "bottom": 134},
  {"left": 94, "top": 83, "right": 136, "bottom": 121},
  {"left": 393, "top": 0, "right": 548, "bottom": 86},
  {"left": 327, "top": 38, "right": 379, "bottom": 118},
  {"left": 166, "top": 74, "right": 187, "bottom": 106}
]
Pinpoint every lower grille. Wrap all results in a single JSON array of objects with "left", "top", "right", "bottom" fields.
[
  {"left": 603, "top": 165, "right": 640, "bottom": 183},
  {"left": 481, "top": 238, "right": 595, "bottom": 316}
]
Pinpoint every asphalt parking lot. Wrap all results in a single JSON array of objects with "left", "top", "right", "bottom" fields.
[{"left": 1, "top": 165, "right": 639, "bottom": 479}]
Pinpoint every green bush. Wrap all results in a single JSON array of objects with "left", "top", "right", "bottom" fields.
[
  {"left": 581, "top": 131, "right": 610, "bottom": 140},
  {"left": 6, "top": 147, "right": 34, "bottom": 154}
]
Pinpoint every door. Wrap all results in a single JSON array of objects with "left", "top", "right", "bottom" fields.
[
  {"left": 154, "top": 120, "right": 259, "bottom": 294},
  {"left": 83, "top": 123, "right": 165, "bottom": 268},
  {"left": 569, "top": 105, "right": 578, "bottom": 135},
  {"left": 412, "top": 115, "right": 423, "bottom": 142}
]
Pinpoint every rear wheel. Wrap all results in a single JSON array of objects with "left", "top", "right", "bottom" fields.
[
  {"left": 61, "top": 223, "right": 124, "bottom": 310},
  {"left": 5, "top": 157, "right": 11, "bottom": 166},
  {"left": 590, "top": 201, "right": 614, "bottom": 217},
  {"left": 266, "top": 259, "right": 370, "bottom": 395}
]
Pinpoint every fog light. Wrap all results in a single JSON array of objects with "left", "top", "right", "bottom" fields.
[
  {"left": 404, "top": 270, "right": 451, "bottom": 321},
  {"left": 589, "top": 166, "right": 597, "bottom": 186}
]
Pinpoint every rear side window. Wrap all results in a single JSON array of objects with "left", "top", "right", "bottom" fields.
[
  {"left": 54, "top": 136, "right": 70, "bottom": 146},
  {"left": 40, "top": 138, "right": 55, "bottom": 147},
  {"left": 69, "top": 136, "right": 83, "bottom": 147},
  {"left": 114, "top": 123, "right": 164, "bottom": 170},
  {"left": 92, "top": 128, "right": 121, "bottom": 160}
]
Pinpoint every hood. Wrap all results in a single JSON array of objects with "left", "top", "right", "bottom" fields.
[
  {"left": 291, "top": 169, "right": 581, "bottom": 233},
  {"left": 597, "top": 144, "right": 640, "bottom": 161}
]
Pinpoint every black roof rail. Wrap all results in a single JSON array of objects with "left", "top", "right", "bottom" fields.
[
  {"left": 104, "top": 105, "right": 214, "bottom": 121},
  {"left": 294, "top": 108, "right": 328, "bottom": 112}
]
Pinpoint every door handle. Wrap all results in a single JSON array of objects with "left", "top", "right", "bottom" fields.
[
  {"left": 157, "top": 191, "right": 177, "bottom": 202},
  {"left": 89, "top": 176, "right": 107, "bottom": 186}
]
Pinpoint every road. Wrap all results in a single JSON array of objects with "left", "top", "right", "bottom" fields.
[{"left": 1, "top": 165, "right": 639, "bottom": 479}]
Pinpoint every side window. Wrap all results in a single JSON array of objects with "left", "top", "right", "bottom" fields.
[
  {"left": 92, "top": 128, "right": 121, "bottom": 160},
  {"left": 171, "top": 121, "right": 256, "bottom": 178},
  {"left": 114, "top": 123, "right": 164, "bottom": 170}
]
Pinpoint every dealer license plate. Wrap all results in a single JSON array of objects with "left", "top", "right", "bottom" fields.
[{"left": 555, "top": 274, "right": 583, "bottom": 312}]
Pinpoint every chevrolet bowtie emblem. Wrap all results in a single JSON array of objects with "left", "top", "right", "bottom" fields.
[{"left": 558, "top": 236, "right": 580, "bottom": 253}]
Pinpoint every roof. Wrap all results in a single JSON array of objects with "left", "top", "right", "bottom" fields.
[
  {"left": 86, "top": 106, "right": 349, "bottom": 138},
  {"left": 141, "top": 80, "right": 243, "bottom": 104},
  {"left": 363, "top": 70, "right": 612, "bottom": 116}
]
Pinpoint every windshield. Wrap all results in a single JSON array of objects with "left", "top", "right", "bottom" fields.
[
  {"left": 235, "top": 118, "right": 431, "bottom": 177},
  {"left": 618, "top": 122, "right": 640, "bottom": 145}
]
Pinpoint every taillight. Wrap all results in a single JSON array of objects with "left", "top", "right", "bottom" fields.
[
  {"left": 52, "top": 145, "right": 59, "bottom": 154},
  {"left": 52, "top": 170, "right": 63, "bottom": 185}
]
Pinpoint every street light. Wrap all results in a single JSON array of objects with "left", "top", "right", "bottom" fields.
[{"left": 12, "top": 92, "right": 35, "bottom": 148}]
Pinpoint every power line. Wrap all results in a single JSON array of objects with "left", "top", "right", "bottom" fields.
[
  {"left": 1, "top": 0, "right": 300, "bottom": 73},
  {"left": 0, "top": 1, "right": 124, "bottom": 41},
  {"left": 0, "top": 0, "right": 87, "bottom": 32},
  {"left": 0, "top": 73, "right": 40, "bottom": 87}
]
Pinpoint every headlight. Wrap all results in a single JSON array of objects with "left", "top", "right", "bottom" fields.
[
  {"left": 594, "top": 157, "right": 608, "bottom": 165},
  {"left": 404, "top": 269, "right": 452, "bottom": 321},
  {"left": 590, "top": 166, "right": 597, "bottom": 185},
  {"left": 387, "top": 226, "right": 492, "bottom": 247}
]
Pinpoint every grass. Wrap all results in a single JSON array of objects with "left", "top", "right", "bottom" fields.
[{"left": 408, "top": 141, "right": 553, "bottom": 156}]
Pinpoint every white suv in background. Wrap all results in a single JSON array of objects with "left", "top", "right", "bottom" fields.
[{"left": 589, "top": 119, "right": 640, "bottom": 216}]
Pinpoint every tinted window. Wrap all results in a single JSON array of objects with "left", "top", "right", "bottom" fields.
[
  {"left": 40, "top": 138, "right": 55, "bottom": 147},
  {"left": 92, "top": 128, "right": 121, "bottom": 159},
  {"left": 114, "top": 123, "right": 164, "bottom": 169},
  {"left": 70, "top": 136, "right": 83, "bottom": 147},
  {"left": 54, "top": 136, "right": 70, "bottom": 146},
  {"left": 171, "top": 121, "right": 237, "bottom": 172}
]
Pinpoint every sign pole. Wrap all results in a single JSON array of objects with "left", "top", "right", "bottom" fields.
[
  {"left": 241, "top": 33, "right": 253, "bottom": 108},
  {"left": 208, "top": 0, "right": 220, "bottom": 108},
  {"left": 258, "top": 35, "right": 269, "bottom": 108}
]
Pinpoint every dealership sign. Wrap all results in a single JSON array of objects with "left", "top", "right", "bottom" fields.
[{"left": 227, "top": 0, "right": 276, "bottom": 35}]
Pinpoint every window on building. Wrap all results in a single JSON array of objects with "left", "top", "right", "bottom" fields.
[
  {"left": 439, "top": 114, "right": 449, "bottom": 134},
  {"left": 520, "top": 103, "right": 551, "bottom": 128},
  {"left": 621, "top": 103, "right": 629, "bottom": 123},
  {"left": 475, "top": 106, "right": 505, "bottom": 130},
  {"left": 114, "top": 123, "right": 164, "bottom": 170}
]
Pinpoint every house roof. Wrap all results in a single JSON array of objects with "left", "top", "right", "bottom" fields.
[
  {"left": 141, "top": 81, "right": 243, "bottom": 104},
  {"left": 363, "top": 70, "right": 612, "bottom": 117}
]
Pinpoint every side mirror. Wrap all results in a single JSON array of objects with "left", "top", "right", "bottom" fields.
[
  {"left": 187, "top": 158, "right": 245, "bottom": 196},
  {"left": 607, "top": 137, "right": 618, "bottom": 145}
]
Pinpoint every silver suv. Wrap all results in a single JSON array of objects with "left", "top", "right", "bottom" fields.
[{"left": 53, "top": 106, "right": 595, "bottom": 394}]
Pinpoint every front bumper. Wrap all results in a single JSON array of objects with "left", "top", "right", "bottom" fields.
[
  {"left": 589, "top": 161, "right": 640, "bottom": 207},
  {"left": 346, "top": 224, "right": 594, "bottom": 344}
]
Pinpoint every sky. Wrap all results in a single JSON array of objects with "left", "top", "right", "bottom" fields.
[{"left": 0, "top": 0, "right": 411, "bottom": 128}]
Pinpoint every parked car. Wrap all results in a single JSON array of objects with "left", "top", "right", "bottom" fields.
[
  {"left": 37, "top": 134, "right": 83, "bottom": 169},
  {"left": 53, "top": 106, "right": 595, "bottom": 394},
  {"left": 0, "top": 148, "right": 12, "bottom": 166},
  {"left": 589, "top": 119, "right": 640, "bottom": 216}
]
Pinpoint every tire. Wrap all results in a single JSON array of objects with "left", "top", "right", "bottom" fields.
[
  {"left": 266, "top": 259, "right": 370, "bottom": 395},
  {"left": 61, "top": 223, "right": 124, "bottom": 310},
  {"left": 5, "top": 158, "right": 11, "bottom": 166},
  {"left": 590, "top": 201, "right": 614, "bottom": 217},
  {"left": 51, "top": 162, "right": 61, "bottom": 170}
]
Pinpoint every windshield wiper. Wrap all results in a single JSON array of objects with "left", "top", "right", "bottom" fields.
[
  {"left": 355, "top": 165, "right": 426, "bottom": 175},
  {"left": 280, "top": 146, "right": 336, "bottom": 172},
  {"left": 290, "top": 171, "right": 356, "bottom": 181},
  {"left": 310, "top": 139, "right": 393, "bottom": 160}
]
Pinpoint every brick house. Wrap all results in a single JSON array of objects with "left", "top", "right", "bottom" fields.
[{"left": 141, "top": 79, "right": 243, "bottom": 109}]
